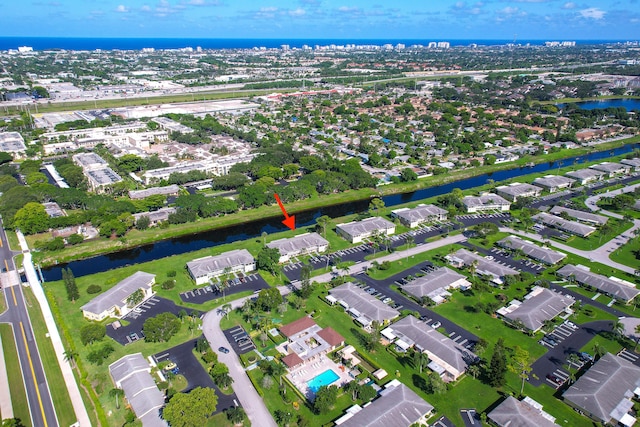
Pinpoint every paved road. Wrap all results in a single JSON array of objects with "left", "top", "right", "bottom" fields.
[
  {"left": 0, "top": 220, "right": 59, "bottom": 427},
  {"left": 202, "top": 294, "right": 284, "bottom": 427}
]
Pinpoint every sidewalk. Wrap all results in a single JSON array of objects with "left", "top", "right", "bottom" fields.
[
  {"left": 16, "top": 231, "right": 92, "bottom": 427},
  {"left": 0, "top": 336, "right": 13, "bottom": 420}
]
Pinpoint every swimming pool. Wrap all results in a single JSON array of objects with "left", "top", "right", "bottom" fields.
[{"left": 307, "top": 369, "right": 340, "bottom": 393}]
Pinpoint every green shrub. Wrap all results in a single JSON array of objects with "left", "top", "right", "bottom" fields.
[
  {"left": 161, "top": 280, "right": 175, "bottom": 290},
  {"left": 166, "top": 270, "right": 177, "bottom": 277},
  {"left": 86, "top": 284, "right": 102, "bottom": 294}
]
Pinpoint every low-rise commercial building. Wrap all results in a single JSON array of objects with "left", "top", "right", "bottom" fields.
[
  {"left": 381, "top": 316, "right": 477, "bottom": 381},
  {"left": 497, "top": 286, "right": 575, "bottom": 332},
  {"left": 402, "top": 267, "right": 471, "bottom": 305},
  {"left": 496, "top": 182, "right": 542, "bottom": 202},
  {"left": 152, "top": 116, "right": 194, "bottom": 134},
  {"left": 186, "top": 249, "right": 255, "bottom": 285},
  {"left": 328, "top": 282, "right": 400, "bottom": 328},
  {"left": 563, "top": 353, "right": 640, "bottom": 426},
  {"left": 557, "top": 264, "right": 640, "bottom": 304},
  {"left": 266, "top": 232, "right": 329, "bottom": 263},
  {"left": 462, "top": 194, "right": 511, "bottom": 213},
  {"left": 81, "top": 271, "right": 156, "bottom": 321},
  {"left": 497, "top": 236, "right": 566, "bottom": 265},
  {"left": 336, "top": 217, "right": 395, "bottom": 243},
  {"left": 391, "top": 204, "right": 447, "bottom": 228},
  {"left": 532, "top": 212, "right": 596, "bottom": 237},
  {"left": 0, "top": 131, "right": 27, "bottom": 158},
  {"left": 533, "top": 175, "right": 576, "bottom": 193},
  {"left": 335, "top": 380, "right": 434, "bottom": 427}
]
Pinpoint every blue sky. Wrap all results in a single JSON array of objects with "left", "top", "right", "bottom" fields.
[{"left": 0, "top": 0, "right": 638, "bottom": 40}]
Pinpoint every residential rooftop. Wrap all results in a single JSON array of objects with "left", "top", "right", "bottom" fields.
[
  {"left": 497, "top": 236, "right": 566, "bottom": 265},
  {"left": 549, "top": 206, "right": 609, "bottom": 226},
  {"left": 497, "top": 286, "right": 575, "bottom": 331},
  {"left": 329, "top": 282, "right": 400, "bottom": 325},
  {"left": 532, "top": 212, "right": 596, "bottom": 237},
  {"left": 81, "top": 271, "right": 155, "bottom": 316},
  {"left": 557, "top": 265, "right": 640, "bottom": 303},
  {"left": 488, "top": 396, "right": 558, "bottom": 427}
]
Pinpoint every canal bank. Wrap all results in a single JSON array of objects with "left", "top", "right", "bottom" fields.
[{"left": 39, "top": 140, "right": 640, "bottom": 281}]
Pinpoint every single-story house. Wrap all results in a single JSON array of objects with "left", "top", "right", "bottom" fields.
[
  {"left": 488, "top": 396, "right": 559, "bottom": 427},
  {"left": 266, "top": 232, "right": 329, "bottom": 263},
  {"left": 334, "top": 380, "right": 434, "bottom": 427},
  {"left": 589, "top": 162, "right": 630, "bottom": 177},
  {"left": 533, "top": 175, "right": 576, "bottom": 193},
  {"left": 391, "top": 204, "right": 447, "bottom": 228},
  {"left": 496, "top": 182, "right": 542, "bottom": 202},
  {"left": 402, "top": 267, "right": 471, "bottom": 305},
  {"left": 132, "top": 207, "right": 177, "bottom": 227},
  {"left": 186, "top": 249, "right": 255, "bottom": 285},
  {"left": 446, "top": 249, "right": 519, "bottom": 285},
  {"left": 620, "top": 158, "right": 640, "bottom": 171},
  {"left": 81, "top": 271, "right": 156, "bottom": 321},
  {"left": 565, "top": 168, "right": 605, "bottom": 185},
  {"left": 497, "top": 286, "right": 575, "bottom": 332},
  {"left": 563, "top": 353, "right": 640, "bottom": 426},
  {"left": 557, "top": 264, "right": 640, "bottom": 304},
  {"left": 336, "top": 217, "right": 396, "bottom": 243},
  {"left": 497, "top": 236, "right": 566, "bottom": 265},
  {"left": 462, "top": 194, "right": 511, "bottom": 213},
  {"left": 532, "top": 212, "right": 596, "bottom": 238},
  {"left": 328, "top": 282, "right": 400, "bottom": 328},
  {"left": 549, "top": 206, "right": 609, "bottom": 226},
  {"left": 381, "top": 315, "right": 477, "bottom": 381},
  {"left": 109, "top": 353, "right": 167, "bottom": 427}
]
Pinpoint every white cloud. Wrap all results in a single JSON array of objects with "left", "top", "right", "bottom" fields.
[
  {"left": 289, "top": 8, "right": 305, "bottom": 16},
  {"left": 338, "top": 6, "right": 359, "bottom": 12},
  {"left": 563, "top": 2, "right": 576, "bottom": 9},
  {"left": 501, "top": 6, "right": 519, "bottom": 14},
  {"left": 141, "top": 4, "right": 151, "bottom": 11},
  {"left": 579, "top": 7, "right": 605, "bottom": 19},
  {"left": 261, "top": 6, "right": 278, "bottom": 12},
  {"left": 115, "top": 4, "right": 129, "bottom": 13}
]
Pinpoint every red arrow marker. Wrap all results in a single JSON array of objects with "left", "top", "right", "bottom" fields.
[{"left": 274, "top": 193, "right": 296, "bottom": 231}]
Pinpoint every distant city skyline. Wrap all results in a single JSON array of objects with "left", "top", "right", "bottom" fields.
[{"left": 0, "top": 0, "right": 637, "bottom": 40}]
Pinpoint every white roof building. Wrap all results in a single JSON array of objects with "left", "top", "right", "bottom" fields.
[
  {"left": 462, "top": 194, "right": 511, "bottom": 213},
  {"left": 0, "top": 132, "right": 27, "bottom": 158},
  {"left": 329, "top": 282, "right": 400, "bottom": 327},
  {"left": 497, "top": 286, "right": 575, "bottom": 331},
  {"left": 532, "top": 212, "right": 596, "bottom": 237},
  {"left": 187, "top": 249, "right": 255, "bottom": 285},
  {"left": 391, "top": 204, "right": 447, "bottom": 228},
  {"left": 336, "top": 217, "right": 395, "bottom": 243},
  {"left": 402, "top": 267, "right": 471, "bottom": 304},
  {"left": 266, "top": 232, "right": 329, "bottom": 263},
  {"left": 81, "top": 271, "right": 156, "bottom": 321},
  {"left": 533, "top": 175, "right": 576, "bottom": 192},
  {"left": 496, "top": 182, "right": 542, "bottom": 202}
]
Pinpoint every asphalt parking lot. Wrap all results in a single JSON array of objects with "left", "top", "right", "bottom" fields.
[
  {"left": 107, "top": 297, "right": 201, "bottom": 345},
  {"left": 223, "top": 326, "right": 257, "bottom": 355},
  {"left": 460, "top": 241, "right": 543, "bottom": 276},
  {"left": 153, "top": 338, "right": 239, "bottom": 413},
  {"left": 179, "top": 273, "right": 269, "bottom": 304}
]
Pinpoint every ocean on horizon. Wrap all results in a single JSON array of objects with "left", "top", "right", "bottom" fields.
[{"left": 0, "top": 37, "right": 630, "bottom": 51}]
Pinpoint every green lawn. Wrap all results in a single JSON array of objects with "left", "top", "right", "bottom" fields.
[
  {"left": 610, "top": 236, "right": 640, "bottom": 272},
  {"left": 0, "top": 324, "right": 31, "bottom": 427},
  {"left": 555, "top": 219, "right": 633, "bottom": 251},
  {"left": 22, "top": 288, "right": 79, "bottom": 427}
]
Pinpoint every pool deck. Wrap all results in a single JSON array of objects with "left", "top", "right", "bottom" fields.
[{"left": 287, "top": 356, "right": 352, "bottom": 399}]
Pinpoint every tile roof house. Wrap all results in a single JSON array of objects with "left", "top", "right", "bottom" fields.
[
  {"left": 497, "top": 286, "right": 575, "bottom": 332},
  {"left": 109, "top": 353, "right": 167, "bottom": 427},
  {"left": 186, "top": 249, "right": 255, "bottom": 285},
  {"left": 563, "top": 353, "right": 640, "bottom": 425},
  {"left": 488, "top": 396, "right": 559, "bottom": 427},
  {"left": 266, "top": 232, "right": 329, "bottom": 263},
  {"left": 277, "top": 316, "right": 345, "bottom": 369},
  {"left": 81, "top": 272, "right": 156, "bottom": 321},
  {"left": 335, "top": 380, "right": 434, "bottom": 427},
  {"left": 329, "top": 282, "right": 400, "bottom": 328}
]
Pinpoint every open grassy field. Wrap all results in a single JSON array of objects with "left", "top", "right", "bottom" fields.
[{"left": 0, "top": 324, "right": 31, "bottom": 427}]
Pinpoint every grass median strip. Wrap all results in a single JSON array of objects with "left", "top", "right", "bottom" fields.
[{"left": 0, "top": 324, "right": 31, "bottom": 427}]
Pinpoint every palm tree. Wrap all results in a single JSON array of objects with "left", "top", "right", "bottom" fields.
[
  {"left": 593, "top": 342, "right": 605, "bottom": 359},
  {"left": 262, "top": 231, "right": 268, "bottom": 246},
  {"left": 109, "top": 388, "right": 124, "bottom": 409},
  {"left": 222, "top": 303, "right": 232, "bottom": 319},
  {"left": 567, "top": 353, "right": 581, "bottom": 384},
  {"left": 612, "top": 320, "right": 625, "bottom": 340},
  {"left": 63, "top": 348, "right": 78, "bottom": 369},
  {"left": 466, "top": 364, "right": 480, "bottom": 379},
  {"left": 635, "top": 324, "right": 640, "bottom": 351}
]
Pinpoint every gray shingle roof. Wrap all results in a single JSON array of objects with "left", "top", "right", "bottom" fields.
[
  {"left": 566, "top": 168, "right": 604, "bottom": 181},
  {"left": 186, "top": 249, "right": 254, "bottom": 279},
  {"left": 81, "top": 271, "right": 155, "bottom": 315},
  {"left": 266, "top": 232, "right": 329, "bottom": 257},
  {"left": 549, "top": 206, "right": 608, "bottom": 226},
  {"left": 392, "top": 204, "right": 447, "bottom": 226},
  {"left": 448, "top": 248, "right": 519, "bottom": 279},
  {"left": 339, "top": 381, "right": 434, "bottom": 427},
  {"left": 532, "top": 212, "right": 596, "bottom": 237},
  {"left": 462, "top": 194, "right": 511, "bottom": 209},
  {"left": 533, "top": 175, "right": 575, "bottom": 190},
  {"left": 329, "top": 282, "right": 400, "bottom": 323},
  {"left": 590, "top": 162, "right": 629, "bottom": 174},
  {"left": 502, "top": 287, "right": 575, "bottom": 331},
  {"left": 563, "top": 353, "right": 640, "bottom": 423},
  {"left": 402, "top": 267, "right": 469, "bottom": 299},
  {"left": 488, "top": 396, "right": 559, "bottom": 427},
  {"left": 496, "top": 183, "right": 542, "bottom": 199},
  {"left": 557, "top": 265, "right": 640, "bottom": 303},
  {"left": 387, "top": 316, "right": 477, "bottom": 375},
  {"left": 498, "top": 236, "right": 566, "bottom": 265},
  {"left": 336, "top": 217, "right": 395, "bottom": 238}
]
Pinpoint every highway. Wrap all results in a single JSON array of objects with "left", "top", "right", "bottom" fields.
[{"left": 0, "top": 218, "right": 59, "bottom": 427}]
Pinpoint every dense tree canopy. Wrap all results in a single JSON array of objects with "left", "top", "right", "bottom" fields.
[{"left": 162, "top": 387, "right": 218, "bottom": 427}]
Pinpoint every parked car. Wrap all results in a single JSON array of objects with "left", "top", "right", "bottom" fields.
[
  {"left": 546, "top": 374, "right": 564, "bottom": 385},
  {"left": 542, "top": 336, "right": 557, "bottom": 346},
  {"left": 579, "top": 352, "right": 594, "bottom": 363},
  {"left": 218, "top": 346, "right": 230, "bottom": 354},
  {"left": 564, "top": 320, "right": 578, "bottom": 330},
  {"left": 431, "top": 321, "right": 441, "bottom": 329}
]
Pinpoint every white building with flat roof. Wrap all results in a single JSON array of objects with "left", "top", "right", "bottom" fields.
[{"left": 0, "top": 132, "right": 27, "bottom": 158}]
